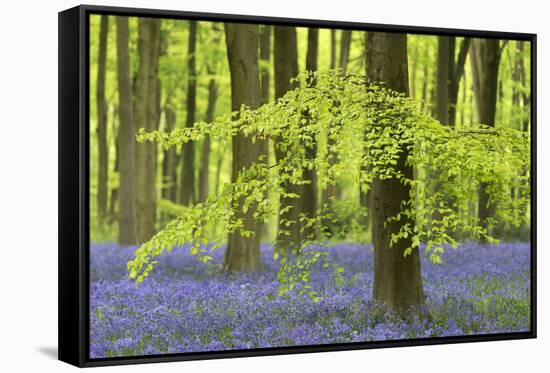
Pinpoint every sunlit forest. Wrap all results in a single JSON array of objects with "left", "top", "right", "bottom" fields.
[{"left": 88, "top": 14, "right": 531, "bottom": 358}]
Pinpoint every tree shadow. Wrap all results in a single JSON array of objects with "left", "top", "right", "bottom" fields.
[{"left": 36, "top": 346, "right": 57, "bottom": 360}]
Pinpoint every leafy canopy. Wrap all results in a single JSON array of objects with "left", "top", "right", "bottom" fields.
[{"left": 127, "top": 71, "right": 530, "bottom": 298}]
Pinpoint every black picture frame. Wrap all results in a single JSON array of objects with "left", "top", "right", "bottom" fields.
[{"left": 58, "top": 4, "right": 537, "bottom": 368}]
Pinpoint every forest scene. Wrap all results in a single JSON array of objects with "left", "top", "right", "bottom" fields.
[{"left": 88, "top": 14, "right": 532, "bottom": 358}]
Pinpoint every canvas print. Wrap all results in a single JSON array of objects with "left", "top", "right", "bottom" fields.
[{"left": 88, "top": 14, "right": 532, "bottom": 358}]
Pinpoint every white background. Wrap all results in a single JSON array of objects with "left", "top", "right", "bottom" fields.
[{"left": 0, "top": 0, "right": 547, "bottom": 371}]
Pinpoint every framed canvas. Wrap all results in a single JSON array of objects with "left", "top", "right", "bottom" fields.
[{"left": 58, "top": 4, "right": 537, "bottom": 367}]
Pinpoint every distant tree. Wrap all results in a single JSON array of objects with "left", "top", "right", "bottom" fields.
[
  {"left": 260, "top": 25, "right": 272, "bottom": 106},
  {"left": 339, "top": 30, "right": 352, "bottom": 74},
  {"left": 302, "top": 27, "right": 319, "bottom": 239},
  {"left": 436, "top": 36, "right": 450, "bottom": 124},
  {"left": 162, "top": 106, "right": 178, "bottom": 202},
  {"left": 135, "top": 18, "right": 161, "bottom": 243},
  {"left": 274, "top": 26, "right": 302, "bottom": 249},
  {"left": 366, "top": 32, "right": 425, "bottom": 310},
  {"left": 437, "top": 36, "right": 471, "bottom": 126},
  {"left": 330, "top": 29, "right": 336, "bottom": 70},
  {"left": 199, "top": 23, "right": 222, "bottom": 203},
  {"left": 108, "top": 106, "right": 119, "bottom": 222},
  {"left": 181, "top": 21, "right": 197, "bottom": 206},
  {"left": 471, "top": 38, "right": 502, "bottom": 238},
  {"left": 258, "top": 24, "right": 272, "bottom": 240},
  {"left": 96, "top": 15, "right": 109, "bottom": 223},
  {"left": 115, "top": 16, "right": 137, "bottom": 245},
  {"left": 222, "top": 23, "right": 263, "bottom": 271}
]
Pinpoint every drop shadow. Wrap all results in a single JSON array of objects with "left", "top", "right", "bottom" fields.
[{"left": 37, "top": 346, "right": 58, "bottom": 360}]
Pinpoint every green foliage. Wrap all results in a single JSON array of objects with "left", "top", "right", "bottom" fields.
[{"left": 127, "top": 71, "right": 530, "bottom": 297}]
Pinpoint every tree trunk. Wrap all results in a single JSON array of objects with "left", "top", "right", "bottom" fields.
[
  {"left": 162, "top": 106, "right": 178, "bottom": 202},
  {"left": 448, "top": 38, "right": 471, "bottom": 126},
  {"left": 96, "top": 15, "right": 109, "bottom": 223},
  {"left": 471, "top": 38, "right": 501, "bottom": 239},
  {"left": 258, "top": 24, "right": 272, "bottom": 241},
  {"left": 302, "top": 27, "right": 319, "bottom": 240},
  {"left": 366, "top": 32, "right": 424, "bottom": 310},
  {"left": 222, "top": 23, "right": 263, "bottom": 272},
  {"left": 330, "top": 30, "right": 336, "bottom": 70},
  {"left": 518, "top": 41, "right": 530, "bottom": 133},
  {"left": 274, "top": 26, "right": 302, "bottom": 250},
  {"left": 436, "top": 36, "right": 450, "bottom": 125},
  {"left": 115, "top": 17, "right": 137, "bottom": 245},
  {"left": 199, "top": 78, "right": 217, "bottom": 202},
  {"left": 199, "top": 24, "right": 222, "bottom": 203},
  {"left": 338, "top": 30, "right": 352, "bottom": 74},
  {"left": 135, "top": 18, "right": 161, "bottom": 243},
  {"left": 180, "top": 20, "right": 197, "bottom": 206},
  {"left": 109, "top": 106, "right": 119, "bottom": 223}
]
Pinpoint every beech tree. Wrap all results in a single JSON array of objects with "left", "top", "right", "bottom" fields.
[
  {"left": 96, "top": 15, "right": 109, "bottom": 223},
  {"left": 222, "top": 23, "right": 263, "bottom": 271},
  {"left": 302, "top": 27, "right": 319, "bottom": 239},
  {"left": 366, "top": 32, "right": 425, "bottom": 310},
  {"left": 115, "top": 16, "right": 137, "bottom": 245},
  {"left": 436, "top": 36, "right": 471, "bottom": 126},
  {"left": 181, "top": 21, "right": 197, "bottom": 206},
  {"left": 274, "top": 26, "right": 302, "bottom": 249},
  {"left": 199, "top": 23, "right": 222, "bottom": 203},
  {"left": 471, "top": 38, "right": 502, "bottom": 237},
  {"left": 135, "top": 18, "right": 161, "bottom": 243}
]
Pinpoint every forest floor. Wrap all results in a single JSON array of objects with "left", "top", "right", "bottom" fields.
[{"left": 89, "top": 241, "right": 531, "bottom": 358}]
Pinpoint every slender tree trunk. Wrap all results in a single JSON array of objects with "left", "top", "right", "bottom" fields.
[
  {"left": 162, "top": 106, "right": 178, "bottom": 202},
  {"left": 199, "top": 24, "right": 222, "bottom": 203},
  {"left": 109, "top": 106, "right": 119, "bottom": 223},
  {"left": 330, "top": 30, "right": 336, "bottom": 70},
  {"left": 135, "top": 18, "right": 161, "bottom": 243},
  {"left": 360, "top": 32, "right": 372, "bottom": 233},
  {"left": 96, "top": 15, "right": 109, "bottom": 223},
  {"left": 115, "top": 17, "right": 137, "bottom": 245},
  {"left": 260, "top": 25, "right": 272, "bottom": 105},
  {"left": 223, "top": 23, "right": 263, "bottom": 272},
  {"left": 339, "top": 30, "right": 352, "bottom": 74},
  {"left": 199, "top": 79, "right": 217, "bottom": 202},
  {"left": 518, "top": 41, "right": 530, "bottom": 133},
  {"left": 410, "top": 43, "right": 418, "bottom": 99},
  {"left": 302, "top": 27, "right": 319, "bottom": 240},
  {"left": 420, "top": 55, "right": 429, "bottom": 112},
  {"left": 366, "top": 32, "right": 424, "bottom": 310},
  {"left": 274, "top": 26, "right": 302, "bottom": 250},
  {"left": 436, "top": 36, "right": 450, "bottom": 125},
  {"left": 471, "top": 38, "right": 501, "bottom": 239},
  {"left": 448, "top": 38, "right": 471, "bottom": 125},
  {"left": 259, "top": 24, "right": 272, "bottom": 240},
  {"left": 460, "top": 69, "right": 467, "bottom": 127},
  {"left": 181, "top": 20, "right": 197, "bottom": 206}
]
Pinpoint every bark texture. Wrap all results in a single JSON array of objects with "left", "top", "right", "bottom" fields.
[
  {"left": 96, "top": 15, "right": 109, "bottom": 222},
  {"left": 302, "top": 27, "right": 319, "bottom": 239},
  {"left": 366, "top": 32, "right": 424, "bottom": 310},
  {"left": 274, "top": 26, "right": 302, "bottom": 249},
  {"left": 471, "top": 38, "right": 501, "bottom": 238},
  {"left": 115, "top": 17, "right": 137, "bottom": 245},
  {"left": 181, "top": 20, "right": 197, "bottom": 206},
  {"left": 338, "top": 30, "right": 352, "bottom": 74},
  {"left": 199, "top": 24, "right": 222, "bottom": 203},
  {"left": 258, "top": 24, "right": 272, "bottom": 240},
  {"left": 161, "top": 106, "right": 178, "bottom": 202},
  {"left": 135, "top": 18, "right": 161, "bottom": 243},
  {"left": 222, "top": 23, "right": 263, "bottom": 272}
]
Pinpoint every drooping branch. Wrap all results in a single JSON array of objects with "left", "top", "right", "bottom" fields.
[{"left": 128, "top": 71, "right": 530, "bottom": 298}]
